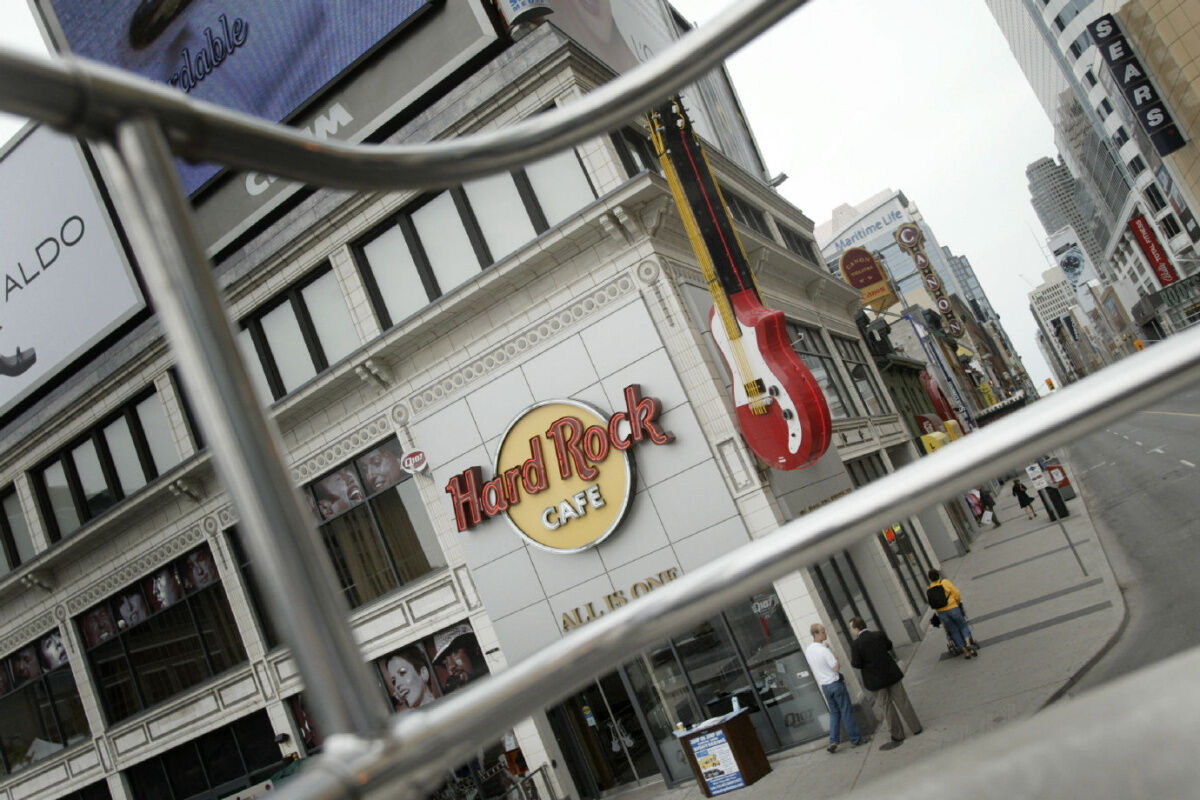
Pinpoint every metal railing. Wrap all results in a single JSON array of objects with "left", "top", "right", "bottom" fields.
[{"left": 1, "top": 1, "right": 1198, "bottom": 798}]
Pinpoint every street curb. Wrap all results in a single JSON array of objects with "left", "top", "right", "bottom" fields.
[{"left": 1036, "top": 456, "right": 1130, "bottom": 709}]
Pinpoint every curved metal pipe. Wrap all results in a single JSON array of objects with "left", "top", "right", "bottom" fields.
[{"left": 0, "top": 0, "right": 807, "bottom": 189}]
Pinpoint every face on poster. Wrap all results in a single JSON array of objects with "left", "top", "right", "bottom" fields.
[
  {"left": 39, "top": 0, "right": 433, "bottom": 193},
  {"left": 0, "top": 128, "right": 144, "bottom": 418}
]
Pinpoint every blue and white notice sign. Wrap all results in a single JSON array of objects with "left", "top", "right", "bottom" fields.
[{"left": 688, "top": 729, "right": 745, "bottom": 795}]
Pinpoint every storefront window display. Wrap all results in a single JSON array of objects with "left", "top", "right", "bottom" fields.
[
  {"left": 549, "top": 589, "right": 826, "bottom": 794},
  {"left": 305, "top": 439, "right": 446, "bottom": 610},
  {"left": 77, "top": 542, "right": 246, "bottom": 724},
  {"left": 373, "top": 622, "right": 521, "bottom": 800},
  {"left": 846, "top": 455, "right": 934, "bottom": 616},
  {"left": 124, "top": 710, "right": 283, "bottom": 800},
  {"left": 0, "top": 630, "right": 90, "bottom": 775},
  {"left": 811, "top": 553, "right": 882, "bottom": 645}
]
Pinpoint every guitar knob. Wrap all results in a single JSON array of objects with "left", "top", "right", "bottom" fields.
[
  {"left": 782, "top": 409, "right": 794, "bottom": 420},
  {"left": 767, "top": 385, "right": 780, "bottom": 397}
]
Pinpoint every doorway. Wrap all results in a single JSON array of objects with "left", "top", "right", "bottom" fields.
[{"left": 547, "top": 672, "right": 661, "bottom": 799}]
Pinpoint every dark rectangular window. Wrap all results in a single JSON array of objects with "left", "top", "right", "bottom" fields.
[
  {"left": 1112, "top": 127, "right": 1129, "bottom": 147},
  {"left": 0, "top": 630, "right": 90, "bottom": 776},
  {"left": 612, "top": 127, "right": 662, "bottom": 178},
  {"left": 1084, "top": 69, "right": 1097, "bottom": 87},
  {"left": 776, "top": 221, "right": 819, "bottom": 263},
  {"left": 77, "top": 543, "right": 247, "bottom": 724},
  {"left": 1144, "top": 184, "right": 1167, "bottom": 212},
  {"left": 34, "top": 385, "right": 186, "bottom": 542},
  {"left": 1128, "top": 155, "right": 1147, "bottom": 174},
  {"left": 788, "top": 323, "right": 854, "bottom": 419},
  {"left": 723, "top": 190, "right": 771, "bottom": 238},
  {"left": 832, "top": 335, "right": 887, "bottom": 416},
  {"left": 354, "top": 152, "right": 594, "bottom": 333},
  {"left": 1159, "top": 213, "right": 1183, "bottom": 238},
  {"left": 305, "top": 439, "right": 445, "bottom": 609},
  {"left": 1098, "top": 98, "right": 1113, "bottom": 118},
  {"left": 125, "top": 710, "right": 283, "bottom": 800},
  {"left": 0, "top": 486, "right": 36, "bottom": 578},
  {"left": 227, "top": 528, "right": 281, "bottom": 649},
  {"left": 59, "top": 782, "right": 113, "bottom": 800},
  {"left": 237, "top": 264, "right": 360, "bottom": 403}
]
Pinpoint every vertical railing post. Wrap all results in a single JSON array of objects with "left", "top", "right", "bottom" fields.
[{"left": 103, "top": 118, "right": 388, "bottom": 740}]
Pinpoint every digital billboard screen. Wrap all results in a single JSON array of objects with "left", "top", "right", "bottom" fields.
[{"left": 42, "top": 0, "right": 436, "bottom": 193}]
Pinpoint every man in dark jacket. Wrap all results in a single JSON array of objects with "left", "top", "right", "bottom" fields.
[{"left": 849, "top": 616, "right": 922, "bottom": 750}]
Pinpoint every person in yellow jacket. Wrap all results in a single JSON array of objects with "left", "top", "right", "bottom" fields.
[{"left": 926, "top": 569, "right": 979, "bottom": 659}]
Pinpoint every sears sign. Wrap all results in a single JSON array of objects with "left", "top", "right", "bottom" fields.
[{"left": 1087, "top": 14, "right": 1185, "bottom": 157}]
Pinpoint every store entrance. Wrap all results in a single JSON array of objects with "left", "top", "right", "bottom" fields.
[{"left": 547, "top": 672, "right": 661, "bottom": 799}]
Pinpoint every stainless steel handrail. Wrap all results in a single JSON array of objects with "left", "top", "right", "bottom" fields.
[
  {"left": 1, "top": 2, "right": 1197, "bottom": 799},
  {"left": 0, "top": 0, "right": 808, "bottom": 190}
]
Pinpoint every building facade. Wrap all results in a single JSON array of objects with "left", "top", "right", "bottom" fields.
[
  {"left": 0, "top": 4, "right": 969, "bottom": 800},
  {"left": 987, "top": 0, "right": 1200, "bottom": 341}
]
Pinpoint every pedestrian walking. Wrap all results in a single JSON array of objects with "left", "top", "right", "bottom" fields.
[
  {"left": 1012, "top": 478, "right": 1037, "bottom": 519},
  {"left": 804, "top": 622, "right": 864, "bottom": 752},
  {"left": 849, "top": 617, "right": 922, "bottom": 750},
  {"left": 926, "top": 569, "right": 979, "bottom": 660},
  {"left": 978, "top": 485, "right": 1001, "bottom": 527}
]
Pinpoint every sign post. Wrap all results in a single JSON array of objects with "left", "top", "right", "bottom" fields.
[{"left": 1027, "top": 464, "right": 1087, "bottom": 576}]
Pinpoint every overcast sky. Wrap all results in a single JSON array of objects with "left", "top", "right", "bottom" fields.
[{"left": 0, "top": 0, "right": 1060, "bottom": 390}]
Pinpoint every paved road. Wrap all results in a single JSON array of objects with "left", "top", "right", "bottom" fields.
[{"left": 1060, "top": 382, "right": 1200, "bottom": 697}]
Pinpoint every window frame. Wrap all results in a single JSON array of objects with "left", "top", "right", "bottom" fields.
[
  {"left": 33, "top": 386, "right": 181, "bottom": 543},
  {"left": 611, "top": 127, "right": 662, "bottom": 179},
  {"left": 722, "top": 190, "right": 772, "bottom": 238},
  {"left": 788, "top": 323, "right": 856, "bottom": 419},
  {"left": 0, "top": 485, "right": 28, "bottom": 575},
  {"left": 831, "top": 334, "right": 889, "bottom": 417},
  {"left": 77, "top": 543, "right": 247, "bottom": 725},
  {"left": 0, "top": 629, "right": 90, "bottom": 776},
  {"left": 237, "top": 263, "right": 357, "bottom": 401},
  {"left": 776, "top": 221, "right": 819, "bottom": 263},
  {"left": 352, "top": 156, "right": 589, "bottom": 332},
  {"left": 302, "top": 443, "right": 445, "bottom": 610}
]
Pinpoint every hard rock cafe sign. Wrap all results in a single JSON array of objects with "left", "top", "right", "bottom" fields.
[{"left": 444, "top": 385, "right": 672, "bottom": 553}]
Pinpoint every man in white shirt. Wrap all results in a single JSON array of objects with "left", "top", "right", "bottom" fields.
[{"left": 804, "top": 622, "right": 864, "bottom": 752}]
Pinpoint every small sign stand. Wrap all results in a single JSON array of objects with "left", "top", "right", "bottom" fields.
[{"left": 1027, "top": 464, "right": 1087, "bottom": 576}]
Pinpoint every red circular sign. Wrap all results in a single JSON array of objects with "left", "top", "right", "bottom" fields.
[{"left": 401, "top": 450, "right": 427, "bottom": 473}]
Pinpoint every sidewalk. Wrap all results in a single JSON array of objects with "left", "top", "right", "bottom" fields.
[{"left": 631, "top": 459, "right": 1124, "bottom": 800}]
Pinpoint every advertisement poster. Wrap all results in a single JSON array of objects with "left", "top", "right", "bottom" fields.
[
  {"left": 42, "top": 0, "right": 432, "bottom": 193},
  {"left": 0, "top": 127, "right": 144, "bottom": 419},
  {"left": 688, "top": 729, "right": 745, "bottom": 795},
  {"left": 376, "top": 622, "right": 488, "bottom": 714}
]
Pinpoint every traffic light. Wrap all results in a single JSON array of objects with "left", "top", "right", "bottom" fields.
[
  {"left": 1134, "top": 339, "right": 1144, "bottom": 351},
  {"left": 1045, "top": 378, "right": 1055, "bottom": 391}
]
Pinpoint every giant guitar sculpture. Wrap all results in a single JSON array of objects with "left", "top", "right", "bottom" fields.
[{"left": 648, "top": 98, "right": 831, "bottom": 470}]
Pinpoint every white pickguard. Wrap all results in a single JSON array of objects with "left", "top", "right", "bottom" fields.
[{"left": 711, "top": 314, "right": 804, "bottom": 455}]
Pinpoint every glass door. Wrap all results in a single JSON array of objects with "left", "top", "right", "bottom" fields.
[{"left": 546, "top": 673, "right": 659, "bottom": 799}]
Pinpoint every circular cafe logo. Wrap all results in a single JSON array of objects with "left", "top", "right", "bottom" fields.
[
  {"left": 497, "top": 400, "right": 633, "bottom": 552},
  {"left": 444, "top": 386, "right": 672, "bottom": 553}
]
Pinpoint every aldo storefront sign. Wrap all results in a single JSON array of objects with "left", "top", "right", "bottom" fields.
[{"left": 444, "top": 385, "right": 672, "bottom": 552}]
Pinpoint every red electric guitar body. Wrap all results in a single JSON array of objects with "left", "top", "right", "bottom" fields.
[{"left": 650, "top": 99, "right": 831, "bottom": 470}]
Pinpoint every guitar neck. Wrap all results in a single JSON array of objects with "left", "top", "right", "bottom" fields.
[{"left": 649, "top": 99, "right": 760, "bottom": 339}]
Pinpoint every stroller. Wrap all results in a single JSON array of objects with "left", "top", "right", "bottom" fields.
[{"left": 932, "top": 606, "right": 976, "bottom": 656}]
